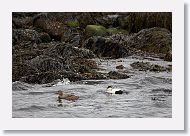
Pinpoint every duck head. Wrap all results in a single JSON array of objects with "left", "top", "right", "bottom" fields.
[
  {"left": 106, "top": 86, "right": 113, "bottom": 92},
  {"left": 55, "top": 90, "right": 64, "bottom": 96}
]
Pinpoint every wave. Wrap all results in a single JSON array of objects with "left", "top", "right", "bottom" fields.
[
  {"left": 16, "top": 105, "right": 46, "bottom": 112},
  {"left": 151, "top": 88, "right": 172, "bottom": 93},
  {"left": 139, "top": 76, "right": 172, "bottom": 86},
  {"left": 12, "top": 81, "right": 33, "bottom": 91}
]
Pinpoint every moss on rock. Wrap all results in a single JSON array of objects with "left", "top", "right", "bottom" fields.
[
  {"left": 85, "top": 25, "right": 107, "bottom": 37},
  {"left": 66, "top": 21, "right": 80, "bottom": 27}
]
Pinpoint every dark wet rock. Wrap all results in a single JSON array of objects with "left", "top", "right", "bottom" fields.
[
  {"left": 18, "top": 43, "right": 98, "bottom": 83},
  {"left": 43, "top": 12, "right": 118, "bottom": 28},
  {"left": 70, "top": 57, "right": 98, "bottom": 73},
  {"left": 12, "top": 63, "right": 38, "bottom": 82},
  {"left": 130, "top": 61, "right": 171, "bottom": 72},
  {"left": 107, "top": 28, "right": 129, "bottom": 35},
  {"left": 39, "top": 32, "right": 51, "bottom": 43},
  {"left": 81, "top": 72, "right": 107, "bottom": 80},
  {"left": 28, "top": 55, "right": 64, "bottom": 72},
  {"left": 12, "top": 17, "right": 33, "bottom": 29},
  {"left": 44, "top": 43, "right": 96, "bottom": 59},
  {"left": 76, "top": 13, "right": 103, "bottom": 28},
  {"left": 69, "top": 12, "right": 119, "bottom": 28},
  {"left": 12, "top": 42, "right": 57, "bottom": 64},
  {"left": 33, "top": 17, "right": 64, "bottom": 40},
  {"left": 13, "top": 29, "right": 51, "bottom": 46},
  {"left": 32, "top": 12, "right": 106, "bottom": 37},
  {"left": 12, "top": 12, "right": 40, "bottom": 18},
  {"left": 126, "top": 27, "right": 172, "bottom": 56},
  {"left": 12, "top": 13, "right": 35, "bottom": 29},
  {"left": 13, "top": 48, "right": 39, "bottom": 63},
  {"left": 13, "top": 41, "right": 99, "bottom": 83},
  {"left": 164, "top": 51, "right": 172, "bottom": 61},
  {"left": 151, "top": 97, "right": 166, "bottom": 101},
  {"left": 35, "top": 42, "right": 58, "bottom": 50},
  {"left": 167, "top": 65, "right": 172, "bottom": 72},
  {"left": 13, "top": 42, "right": 58, "bottom": 62},
  {"left": 13, "top": 29, "right": 41, "bottom": 44},
  {"left": 38, "top": 12, "right": 73, "bottom": 24},
  {"left": 28, "top": 54, "right": 97, "bottom": 75},
  {"left": 61, "top": 27, "right": 84, "bottom": 47},
  {"left": 108, "top": 71, "right": 130, "bottom": 79},
  {"left": 95, "top": 14, "right": 120, "bottom": 28},
  {"left": 20, "top": 70, "right": 106, "bottom": 84},
  {"left": 118, "top": 12, "right": 172, "bottom": 33},
  {"left": 108, "top": 34, "right": 130, "bottom": 44},
  {"left": 116, "top": 65, "right": 125, "bottom": 69},
  {"left": 20, "top": 71, "right": 83, "bottom": 84},
  {"left": 83, "top": 36, "right": 128, "bottom": 58},
  {"left": 12, "top": 12, "right": 172, "bottom": 84},
  {"left": 40, "top": 12, "right": 98, "bottom": 28}
]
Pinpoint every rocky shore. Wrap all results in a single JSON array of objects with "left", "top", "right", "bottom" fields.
[{"left": 12, "top": 12, "right": 172, "bottom": 84}]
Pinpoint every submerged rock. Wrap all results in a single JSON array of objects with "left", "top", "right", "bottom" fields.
[
  {"left": 151, "top": 88, "right": 172, "bottom": 93},
  {"left": 130, "top": 61, "right": 171, "bottom": 72},
  {"left": 108, "top": 71, "right": 130, "bottom": 79},
  {"left": 116, "top": 65, "right": 125, "bottom": 69},
  {"left": 81, "top": 72, "right": 107, "bottom": 80}
]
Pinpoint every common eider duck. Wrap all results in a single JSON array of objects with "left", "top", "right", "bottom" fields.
[
  {"left": 105, "top": 86, "right": 123, "bottom": 94},
  {"left": 56, "top": 90, "right": 79, "bottom": 102}
]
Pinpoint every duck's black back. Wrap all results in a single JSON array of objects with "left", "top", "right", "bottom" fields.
[{"left": 115, "top": 90, "right": 123, "bottom": 94}]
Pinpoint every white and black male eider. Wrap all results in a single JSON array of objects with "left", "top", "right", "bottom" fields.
[{"left": 105, "top": 86, "right": 123, "bottom": 94}]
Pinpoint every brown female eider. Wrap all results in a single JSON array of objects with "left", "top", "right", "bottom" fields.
[{"left": 56, "top": 90, "right": 79, "bottom": 102}]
